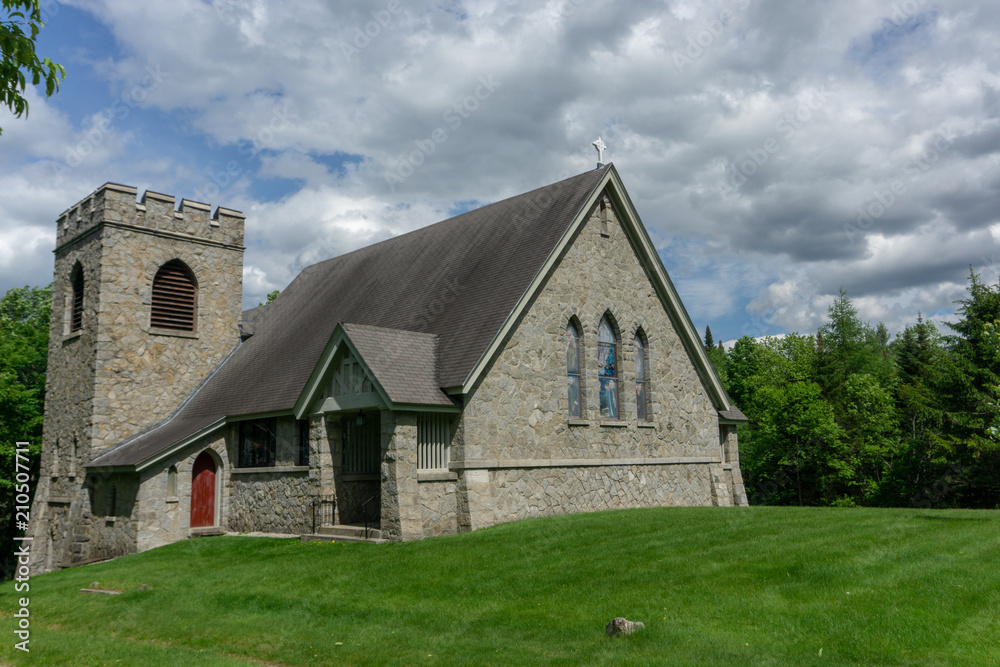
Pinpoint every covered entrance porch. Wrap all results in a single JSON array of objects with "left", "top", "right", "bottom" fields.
[
  {"left": 295, "top": 323, "right": 461, "bottom": 542},
  {"left": 310, "top": 408, "right": 384, "bottom": 541}
]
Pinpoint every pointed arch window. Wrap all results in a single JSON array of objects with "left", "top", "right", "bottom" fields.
[
  {"left": 634, "top": 332, "right": 651, "bottom": 421},
  {"left": 151, "top": 260, "right": 197, "bottom": 331},
  {"left": 566, "top": 321, "right": 583, "bottom": 417},
  {"left": 597, "top": 316, "right": 619, "bottom": 419},
  {"left": 70, "top": 264, "right": 84, "bottom": 333}
]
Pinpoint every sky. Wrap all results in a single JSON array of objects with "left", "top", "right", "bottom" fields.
[{"left": 2, "top": 0, "right": 1000, "bottom": 344}]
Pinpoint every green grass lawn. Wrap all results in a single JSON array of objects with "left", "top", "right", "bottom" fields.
[{"left": 2, "top": 506, "right": 999, "bottom": 666}]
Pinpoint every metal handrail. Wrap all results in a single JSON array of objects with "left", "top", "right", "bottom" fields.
[
  {"left": 362, "top": 495, "right": 377, "bottom": 539},
  {"left": 311, "top": 495, "right": 336, "bottom": 533}
]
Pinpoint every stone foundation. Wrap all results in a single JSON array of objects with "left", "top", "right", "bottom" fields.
[
  {"left": 480, "top": 463, "right": 714, "bottom": 526},
  {"left": 228, "top": 471, "right": 316, "bottom": 534},
  {"left": 418, "top": 479, "right": 459, "bottom": 537}
]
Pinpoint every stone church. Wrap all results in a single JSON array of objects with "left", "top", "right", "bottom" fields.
[{"left": 28, "top": 164, "right": 748, "bottom": 573}]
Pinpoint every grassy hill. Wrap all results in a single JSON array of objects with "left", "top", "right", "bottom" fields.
[{"left": 2, "top": 506, "right": 999, "bottom": 666}]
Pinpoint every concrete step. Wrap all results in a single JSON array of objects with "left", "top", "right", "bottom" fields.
[
  {"left": 301, "top": 524, "right": 386, "bottom": 544},
  {"left": 317, "top": 524, "right": 382, "bottom": 540},
  {"left": 189, "top": 527, "right": 227, "bottom": 538},
  {"left": 300, "top": 531, "right": 388, "bottom": 545}
]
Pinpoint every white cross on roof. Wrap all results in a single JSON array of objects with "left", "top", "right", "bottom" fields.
[{"left": 592, "top": 137, "right": 607, "bottom": 166}]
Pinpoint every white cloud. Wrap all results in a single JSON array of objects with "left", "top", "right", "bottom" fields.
[{"left": 3, "top": 0, "right": 1000, "bottom": 337}]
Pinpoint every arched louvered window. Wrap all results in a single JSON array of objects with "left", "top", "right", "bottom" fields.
[
  {"left": 597, "top": 315, "right": 619, "bottom": 419},
  {"left": 634, "top": 331, "right": 651, "bottom": 422},
  {"left": 151, "top": 260, "right": 197, "bottom": 331},
  {"left": 567, "top": 321, "right": 583, "bottom": 417},
  {"left": 70, "top": 264, "right": 84, "bottom": 333}
]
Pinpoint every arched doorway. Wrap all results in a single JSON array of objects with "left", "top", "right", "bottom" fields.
[{"left": 190, "top": 451, "right": 217, "bottom": 528}]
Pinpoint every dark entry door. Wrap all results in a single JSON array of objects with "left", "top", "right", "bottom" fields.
[{"left": 191, "top": 451, "right": 216, "bottom": 528}]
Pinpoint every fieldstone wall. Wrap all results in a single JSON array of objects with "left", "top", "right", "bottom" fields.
[
  {"left": 83, "top": 185, "right": 245, "bottom": 452},
  {"left": 458, "top": 188, "right": 744, "bottom": 532},
  {"left": 67, "top": 471, "right": 139, "bottom": 566},
  {"left": 28, "top": 225, "right": 105, "bottom": 572},
  {"left": 464, "top": 191, "right": 718, "bottom": 460},
  {"left": 720, "top": 426, "right": 748, "bottom": 505},
  {"left": 226, "top": 417, "right": 318, "bottom": 534},
  {"left": 381, "top": 411, "right": 422, "bottom": 541},
  {"left": 30, "top": 469, "right": 139, "bottom": 571},
  {"left": 487, "top": 463, "right": 713, "bottom": 523},
  {"left": 418, "top": 479, "right": 459, "bottom": 537},
  {"left": 228, "top": 471, "right": 315, "bottom": 534},
  {"left": 136, "top": 433, "right": 230, "bottom": 552}
]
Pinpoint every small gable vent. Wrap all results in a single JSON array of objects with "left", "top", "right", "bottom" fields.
[{"left": 151, "top": 260, "right": 197, "bottom": 331}]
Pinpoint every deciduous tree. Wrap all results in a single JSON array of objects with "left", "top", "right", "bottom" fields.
[
  {"left": 0, "top": 284, "right": 49, "bottom": 578},
  {"left": 1, "top": 0, "right": 65, "bottom": 135}
]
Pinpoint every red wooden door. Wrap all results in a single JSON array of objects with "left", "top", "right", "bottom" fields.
[{"left": 190, "top": 452, "right": 216, "bottom": 528}]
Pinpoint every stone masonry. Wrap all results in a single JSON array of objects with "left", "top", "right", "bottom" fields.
[
  {"left": 29, "top": 183, "right": 245, "bottom": 571},
  {"left": 444, "top": 189, "right": 747, "bottom": 533},
  {"left": 226, "top": 418, "right": 317, "bottom": 535}
]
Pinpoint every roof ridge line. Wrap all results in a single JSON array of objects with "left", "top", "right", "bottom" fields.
[{"left": 304, "top": 166, "right": 611, "bottom": 270}]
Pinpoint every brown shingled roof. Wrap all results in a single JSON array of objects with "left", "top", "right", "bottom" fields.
[
  {"left": 89, "top": 166, "right": 610, "bottom": 469},
  {"left": 718, "top": 407, "right": 749, "bottom": 422},
  {"left": 341, "top": 323, "right": 455, "bottom": 407}
]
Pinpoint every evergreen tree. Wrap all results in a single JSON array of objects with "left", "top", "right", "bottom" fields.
[
  {"left": 706, "top": 343, "right": 728, "bottom": 387},
  {"left": 888, "top": 316, "right": 958, "bottom": 507},
  {"left": 876, "top": 322, "right": 890, "bottom": 358},
  {"left": 814, "top": 289, "right": 895, "bottom": 409},
  {"left": 943, "top": 271, "right": 1000, "bottom": 507},
  {"left": 704, "top": 325, "right": 714, "bottom": 351}
]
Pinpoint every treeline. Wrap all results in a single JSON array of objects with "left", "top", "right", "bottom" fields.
[{"left": 706, "top": 273, "right": 1000, "bottom": 509}]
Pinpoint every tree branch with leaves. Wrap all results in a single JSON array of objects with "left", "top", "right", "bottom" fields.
[{"left": 1, "top": 0, "right": 64, "bottom": 136}]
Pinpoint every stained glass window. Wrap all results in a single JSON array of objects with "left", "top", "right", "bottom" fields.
[
  {"left": 634, "top": 333, "right": 651, "bottom": 421},
  {"left": 598, "top": 316, "right": 619, "bottom": 419},
  {"left": 567, "top": 322, "right": 582, "bottom": 417}
]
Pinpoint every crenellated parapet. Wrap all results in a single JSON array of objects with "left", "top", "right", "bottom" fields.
[{"left": 55, "top": 182, "right": 245, "bottom": 251}]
